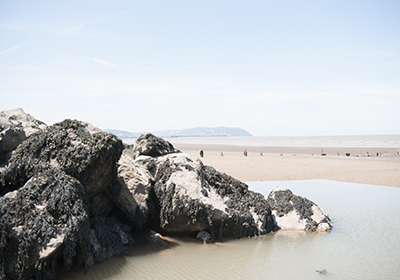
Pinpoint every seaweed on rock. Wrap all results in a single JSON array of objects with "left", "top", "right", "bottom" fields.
[
  {"left": 0, "top": 169, "right": 90, "bottom": 279},
  {"left": 0, "top": 119, "right": 123, "bottom": 197}
]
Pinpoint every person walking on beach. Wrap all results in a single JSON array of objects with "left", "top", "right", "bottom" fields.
[
  {"left": 199, "top": 150, "right": 204, "bottom": 158},
  {"left": 244, "top": 149, "right": 248, "bottom": 156}
]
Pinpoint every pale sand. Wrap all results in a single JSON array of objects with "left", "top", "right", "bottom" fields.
[{"left": 173, "top": 143, "right": 400, "bottom": 188}]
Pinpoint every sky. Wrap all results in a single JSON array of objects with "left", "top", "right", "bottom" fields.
[{"left": 1, "top": 0, "right": 399, "bottom": 136}]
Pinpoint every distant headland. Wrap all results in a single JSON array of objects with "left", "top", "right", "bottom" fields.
[{"left": 105, "top": 126, "right": 253, "bottom": 138}]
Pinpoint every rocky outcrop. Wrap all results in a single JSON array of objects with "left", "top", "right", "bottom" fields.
[
  {"left": 0, "top": 119, "right": 123, "bottom": 197},
  {"left": 0, "top": 108, "right": 332, "bottom": 279},
  {"left": 0, "top": 116, "right": 129, "bottom": 279},
  {"left": 113, "top": 150, "right": 276, "bottom": 241},
  {"left": 0, "top": 108, "right": 47, "bottom": 166},
  {"left": 267, "top": 188, "right": 332, "bottom": 232}
]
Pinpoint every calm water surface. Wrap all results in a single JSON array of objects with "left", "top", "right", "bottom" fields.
[{"left": 60, "top": 180, "right": 400, "bottom": 280}]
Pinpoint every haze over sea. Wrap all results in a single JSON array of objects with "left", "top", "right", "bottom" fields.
[{"left": 124, "top": 134, "right": 400, "bottom": 149}]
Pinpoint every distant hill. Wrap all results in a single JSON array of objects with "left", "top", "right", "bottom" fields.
[
  {"left": 153, "top": 127, "right": 252, "bottom": 137},
  {"left": 104, "top": 129, "right": 141, "bottom": 138},
  {"left": 105, "top": 127, "right": 252, "bottom": 138}
]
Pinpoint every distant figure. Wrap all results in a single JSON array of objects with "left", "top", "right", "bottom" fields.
[
  {"left": 199, "top": 150, "right": 204, "bottom": 158},
  {"left": 220, "top": 152, "right": 224, "bottom": 157},
  {"left": 260, "top": 152, "right": 263, "bottom": 156},
  {"left": 244, "top": 149, "right": 248, "bottom": 156},
  {"left": 337, "top": 151, "right": 339, "bottom": 156}
]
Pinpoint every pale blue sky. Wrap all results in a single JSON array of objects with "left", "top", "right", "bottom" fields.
[{"left": 1, "top": 0, "right": 399, "bottom": 136}]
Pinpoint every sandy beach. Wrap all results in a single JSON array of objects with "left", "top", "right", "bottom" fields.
[{"left": 173, "top": 143, "right": 400, "bottom": 188}]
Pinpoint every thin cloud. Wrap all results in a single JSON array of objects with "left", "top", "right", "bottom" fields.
[
  {"left": 92, "top": 57, "right": 116, "bottom": 68},
  {"left": 0, "top": 42, "right": 31, "bottom": 55},
  {"left": 55, "top": 11, "right": 128, "bottom": 35},
  {"left": 0, "top": 11, "right": 129, "bottom": 55}
]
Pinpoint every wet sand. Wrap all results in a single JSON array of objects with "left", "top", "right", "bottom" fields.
[{"left": 173, "top": 143, "right": 400, "bottom": 188}]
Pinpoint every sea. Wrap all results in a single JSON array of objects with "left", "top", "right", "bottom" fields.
[
  {"left": 59, "top": 180, "right": 400, "bottom": 280},
  {"left": 123, "top": 134, "right": 400, "bottom": 149}
]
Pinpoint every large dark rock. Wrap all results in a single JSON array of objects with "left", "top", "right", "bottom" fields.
[
  {"left": 0, "top": 117, "right": 130, "bottom": 279},
  {"left": 0, "top": 119, "right": 123, "bottom": 197},
  {"left": 0, "top": 169, "right": 90, "bottom": 279},
  {"left": 0, "top": 169, "right": 133, "bottom": 279},
  {"left": 267, "top": 188, "right": 332, "bottom": 231},
  {"left": 132, "top": 133, "right": 180, "bottom": 159},
  {"left": 0, "top": 108, "right": 47, "bottom": 166}
]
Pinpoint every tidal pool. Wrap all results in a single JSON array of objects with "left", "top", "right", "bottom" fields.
[{"left": 59, "top": 180, "right": 400, "bottom": 280}]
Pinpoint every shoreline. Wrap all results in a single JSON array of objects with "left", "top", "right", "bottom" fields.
[{"left": 172, "top": 143, "right": 400, "bottom": 188}]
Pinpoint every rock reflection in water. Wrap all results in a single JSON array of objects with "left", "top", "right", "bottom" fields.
[{"left": 59, "top": 180, "right": 400, "bottom": 280}]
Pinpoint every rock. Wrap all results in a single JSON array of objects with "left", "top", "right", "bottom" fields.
[
  {"left": 0, "top": 168, "right": 134, "bottom": 279},
  {"left": 111, "top": 134, "right": 276, "bottom": 240},
  {"left": 132, "top": 133, "right": 180, "bottom": 159},
  {"left": 196, "top": 231, "right": 213, "bottom": 244},
  {"left": 0, "top": 108, "right": 47, "bottom": 166},
  {"left": 0, "top": 119, "right": 123, "bottom": 197},
  {"left": 0, "top": 117, "right": 131, "bottom": 279},
  {"left": 90, "top": 192, "right": 114, "bottom": 217},
  {"left": 0, "top": 169, "right": 91, "bottom": 279},
  {"left": 266, "top": 187, "right": 332, "bottom": 232},
  {"left": 107, "top": 148, "right": 155, "bottom": 228},
  {"left": 138, "top": 152, "right": 275, "bottom": 239},
  {"left": 88, "top": 216, "right": 134, "bottom": 265}
]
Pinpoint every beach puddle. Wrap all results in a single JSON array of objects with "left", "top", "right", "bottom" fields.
[{"left": 59, "top": 180, "right": 400, "bottom": 280}]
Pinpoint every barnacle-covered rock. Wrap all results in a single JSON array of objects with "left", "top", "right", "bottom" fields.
[
  {"left": 267, "top": 187, "right": 332, "bottom": 231},
  {"left": 132, "top": 132, "right": 180, "bottom": 159},
  {"left": 0, "top": 168, "right": 134, "bottom": 280},
  {"left": 0, "top": 108, "right": 47, "bottom": 166},
  {"left": 0, "top": 119, "right": 123, "bottom": 196},
  {"left": 112, "top": 131, "right": 275, "bottom": 241},
  {"left": 0, "top": 169, "right": 90, "bottom": 279},
  {"left": 151, "top": 153, "right": 275, "bottom": 240}
]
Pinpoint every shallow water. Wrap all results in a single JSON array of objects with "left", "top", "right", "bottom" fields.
[{"left": 60, "top": 180, "right": 400, "bottom": 280}]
